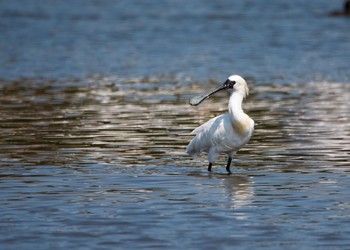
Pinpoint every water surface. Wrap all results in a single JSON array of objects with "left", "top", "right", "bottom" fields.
[
  {"left": 1, "top": 0, "right": 350, "bottom": 249},
  {"left": 1, "top": 76, "right": 349, "bottom": 249}
]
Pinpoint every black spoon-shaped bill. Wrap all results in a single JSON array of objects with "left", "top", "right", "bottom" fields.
[{"left": 189, "top": 82, "right": 229, "bottom": 106}]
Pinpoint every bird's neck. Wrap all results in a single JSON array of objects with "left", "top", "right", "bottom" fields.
[
  {"left": 228, "top": 92, "right": 245, "bottom": 119},
  {"left": 228, "top": 91, "right": 251, "bottom": 137}
]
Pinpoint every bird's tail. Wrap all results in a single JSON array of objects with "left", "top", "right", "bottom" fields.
[{"left": 186, "top": 138, "right": 200, "bottom": 158}]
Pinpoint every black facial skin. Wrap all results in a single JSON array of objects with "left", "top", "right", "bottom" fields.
[{"left": 223, "top": 79, "right": 236, "bottom": 89}]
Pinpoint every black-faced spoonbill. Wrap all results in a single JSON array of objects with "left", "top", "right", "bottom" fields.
[{"left": 186, "top": 75, "right": 254, "bottom": 174}]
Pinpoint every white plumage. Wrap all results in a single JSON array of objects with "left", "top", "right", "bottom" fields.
[{"left": 186, "top": 75, "right": 254, "bottom": 174}]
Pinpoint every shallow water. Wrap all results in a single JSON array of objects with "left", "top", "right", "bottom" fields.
[
  {"left": 1, "top": 76, "right": 349, "bottom": 249},
  {"left": 1, "top": 0, "right": 350, "bottom": 249}
]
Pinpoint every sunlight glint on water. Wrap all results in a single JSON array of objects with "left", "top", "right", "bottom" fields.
[{"left": 0, "top": 76, "right": 349, "bottom": 249}]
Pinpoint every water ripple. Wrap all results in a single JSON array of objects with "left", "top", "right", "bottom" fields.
[{"left": 0, "top": 76, "right": 350, "bottom": 249}]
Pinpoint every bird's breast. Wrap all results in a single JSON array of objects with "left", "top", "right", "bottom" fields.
[{"left": 232, "top": 114, "right": 253, "bottom": 138}]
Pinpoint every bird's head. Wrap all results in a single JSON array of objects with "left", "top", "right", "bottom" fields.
[
  {"left": 227, "top": 75, "right": 249, "bottom": 98},
  {"left": 190, "top": 75, "right": 249, "bottom": 106}
]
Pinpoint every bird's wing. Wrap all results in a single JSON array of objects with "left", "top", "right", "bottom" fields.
[
  {"left": 190, "top": 115, "right": 221, "bottom": 135},
  {"left": 187, "top": 114, "right": 230, "bottom": 156}
]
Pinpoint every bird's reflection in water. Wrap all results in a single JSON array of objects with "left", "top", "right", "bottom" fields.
[{"left": 190, "top": 171, "right": 255, "bottom": 216}]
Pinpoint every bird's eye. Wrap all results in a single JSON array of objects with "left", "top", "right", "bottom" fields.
[{"left": 230, "top": 81, "right": 236, "bottom": 87}]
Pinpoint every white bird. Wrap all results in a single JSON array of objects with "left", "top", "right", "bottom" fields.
[{"left": 186, "top": 75, "right": 254, "bottom": 174}]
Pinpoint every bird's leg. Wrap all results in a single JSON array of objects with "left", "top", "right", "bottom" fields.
[
  {"left": 226, "top": 157, "right": 232, "bottom": 174},
  {"left": 208, "top": 162, "right": 212, "bottom": 172}
]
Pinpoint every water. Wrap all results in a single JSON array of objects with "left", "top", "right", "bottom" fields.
[
  {"left": 1, "top": 0, "right": 350, "bottom": 81},
  {"left": 1, "top": 0, "right": 350, "bottom": 249}
]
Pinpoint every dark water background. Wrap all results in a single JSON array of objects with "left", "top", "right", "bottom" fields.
[{"left": 1, "top": 0, "right": 350, "bottom": 249}]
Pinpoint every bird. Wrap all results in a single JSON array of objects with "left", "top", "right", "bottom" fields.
[
  {"left": 329, "top": 0, "right": 350, "bottom": 16},
  {"left": 186, "top": 75, "right": 254, "bottom": 174}
]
